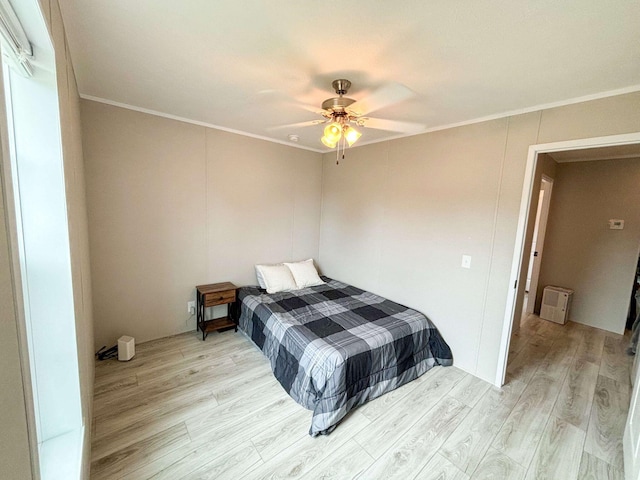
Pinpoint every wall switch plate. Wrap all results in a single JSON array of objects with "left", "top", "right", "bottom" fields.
[
  {"left": 609, "top": 219, "right": 624, "bottom": 230},
  {"left": 187, "top": 301, "right": 196, "bottom": 314},
  {"left": 462, "top": 255, "right": 472, "bottom": 269}
]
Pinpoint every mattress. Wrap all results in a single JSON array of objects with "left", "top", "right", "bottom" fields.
[{"left": 237, "top": 277, "right": 453, "bottom": 436}]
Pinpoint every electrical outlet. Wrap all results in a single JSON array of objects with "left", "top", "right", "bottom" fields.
[{"left": 187, "top": 301, "right": 196, "bottom": 314}]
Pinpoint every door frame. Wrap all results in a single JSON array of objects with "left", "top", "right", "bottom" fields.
[
  {"left": 525, "top": 175, "right": 554, "bottom": 314},
  {"left": 625, "top": 354, "right": 640, "bottom": 479},
  {"left": 495, "top": 131, "right": 640, "bottom": 387}
]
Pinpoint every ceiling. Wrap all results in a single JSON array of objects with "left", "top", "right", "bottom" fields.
[{"left": 57, "top": 0, "right": 640, "bottom": 152}]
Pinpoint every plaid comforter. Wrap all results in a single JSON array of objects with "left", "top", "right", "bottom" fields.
[{"left": 237, "top": 277, "right": 453, "bottom": 436}]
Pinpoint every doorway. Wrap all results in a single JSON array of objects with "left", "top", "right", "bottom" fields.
[
  {"left": 497, "top": 132, "right": 640, "bottom": 387},
  {"left": 496, "top": 134, "right": 640, "bottom": 477}
]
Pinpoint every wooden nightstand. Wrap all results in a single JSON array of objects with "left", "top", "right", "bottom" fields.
[{"left": 196, "top": 282, "right": 237, "bottom": 340}]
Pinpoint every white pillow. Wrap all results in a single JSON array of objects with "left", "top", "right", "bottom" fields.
[
  {"left": 284, "top": 259, "right": 324, "bottom": 289},
  {"left": 255, "top": 264, "right": 298, "bottom": 294},
  {"left": 255, "top": 264, "right": 273, "bottom": 289}
]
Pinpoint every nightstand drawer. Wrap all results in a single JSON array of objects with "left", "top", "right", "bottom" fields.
[{"left": 204, "top": 289, "right": 236, "bottom": 307}]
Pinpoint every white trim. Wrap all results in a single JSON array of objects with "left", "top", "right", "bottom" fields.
[
  {"left": 80, "top": 94, "right": 325, "bottom": 154},
  {"left": 495, "top": 131, "right": 640, "bottom": 387},
  {"left": 82, "top": 85, "right": 640, "bottom": 156},
  {"left": 625, "top": 321, "right": 640, "bottom": 477},
  {"left": 553, "top": 152, "right": 640, "bottom": 163}
]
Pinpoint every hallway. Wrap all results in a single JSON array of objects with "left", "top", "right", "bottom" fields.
[{"left": 505, "top": 313, "right": 631, "bottom": 478}]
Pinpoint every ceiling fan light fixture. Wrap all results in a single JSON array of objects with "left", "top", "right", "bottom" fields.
[
  {"left": 344, "top": 126, "right": 361, "bottom": 146},
  {"left": 321, "top": 135, "right": 337, "bottom": 148},
  {"left": 324, "top": 122, "right": 342, "bottom": 140}
]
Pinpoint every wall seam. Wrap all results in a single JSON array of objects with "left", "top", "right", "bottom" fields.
[
  {"left": 290, "top": 154, "right": 296, "bottom": 261},
  {"left": 204, "top": 127, "right": 209, "bottom": 280},
  {"left": 318, "top": 153, "right": 326, "bottom": 269},
  {"left": 474, "top": 116, "right": 511, "bottom": 375},
  {"left": 375, "top": 142, "right": 391, "bottom": 291}
]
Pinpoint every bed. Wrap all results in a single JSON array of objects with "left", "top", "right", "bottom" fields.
[{"left": 236, "top": 276, "right": 453, "bottom": 436}]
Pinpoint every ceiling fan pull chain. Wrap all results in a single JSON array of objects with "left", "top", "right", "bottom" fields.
[{"left": 339, "top": 136, "right": 347, "bottom": 164}]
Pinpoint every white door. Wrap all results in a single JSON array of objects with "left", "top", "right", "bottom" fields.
[
  {"left": 625, "top": 354, "right": 640, "bottom": 479},
  {"left": 526, "top": 189, "right": 545, "bottom": 292},
  {"left": 526, "top": 177, "right": 553, "bottom": 314}
]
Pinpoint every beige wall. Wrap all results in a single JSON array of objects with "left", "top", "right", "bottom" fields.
[
  {"left": 537, "top": 158, "right": 640, "bottom": 333},
  {"left": 320, "top": 119, "right": 510, "bottom": 374},
  {"left": 81, "top": 101, "right": 322, "bottom": 347},
  {"left": 320, "top": 92, "right": 640, "bottom": 382},
  {"left": 82, "top": 89, "right": 640, "bottom": 386},
  {"left": 0, "top": 103, "right": 32, "bottom": 478}
]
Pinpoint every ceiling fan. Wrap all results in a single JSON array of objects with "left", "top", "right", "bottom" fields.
[{"left": 272, "top": 79, "right": 425, "bottom": 151}]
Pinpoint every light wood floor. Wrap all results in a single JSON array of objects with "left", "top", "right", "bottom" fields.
[{"left": 91, "top": 315, "right": 632, "bottom": 479}]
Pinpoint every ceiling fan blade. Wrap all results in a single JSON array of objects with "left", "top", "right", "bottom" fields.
[
  {"left": 267, "top": 119, "right": 326, "bottom": 131},
  {"left": 347, "top": 83, "right": 415, "bottom": 116},
  {"left": 297, "top": 103, "right": 329, "bottom": 116},
  {"left": 360, "top": 118, "right": 425, "bottom": 134}
]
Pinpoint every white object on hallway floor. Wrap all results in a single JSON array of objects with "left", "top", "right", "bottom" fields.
[{"left": 540, "top": 286, "right": 573, "bottom": 325}]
